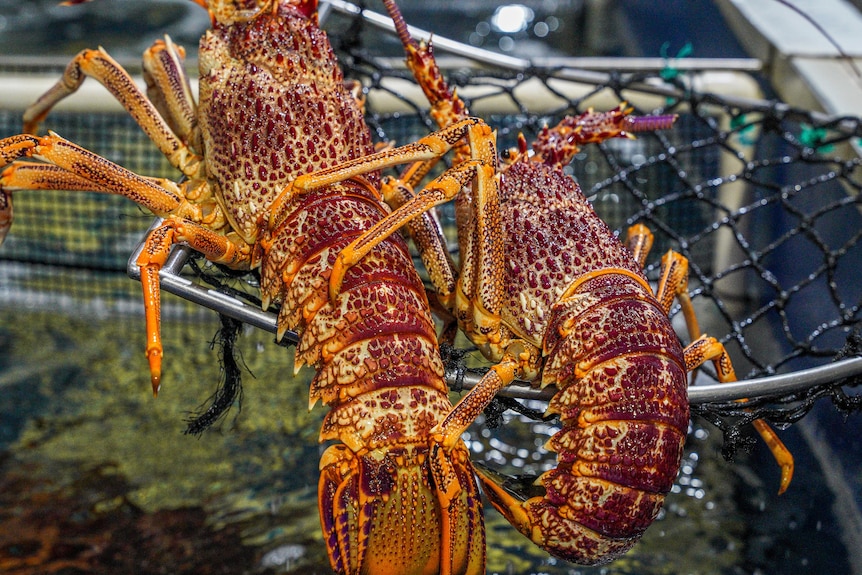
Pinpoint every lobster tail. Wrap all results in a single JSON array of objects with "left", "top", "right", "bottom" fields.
[
  {"left": 319, "top": 441, "right": 485, "bottom": 575},
  {"left": 478, "top": 272, "right": 689, "bottom": 565},
  {"left": 263, "top": 176, "right": 485, "bottom": 574}
]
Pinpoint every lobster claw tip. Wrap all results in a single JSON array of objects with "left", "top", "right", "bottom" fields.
[
  {"left": 777, "top": 462, "right": 794, "bottom": 495},
  {"left": 146, "top": 348, "right": 163, "bottom": 397}
]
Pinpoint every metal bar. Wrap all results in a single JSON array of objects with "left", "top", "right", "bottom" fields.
[
  {"left": 127, "top": 221, "right": 862, "bottom": 406},
  {"left": 325, "top": 0, "right": 762, "bottom": 73},
  {"left": 485, "top": 357, "right": 862, "bottom": 403},
  {"left": 125, "top": 220, "right": 298, "bottom": 341},
  {"left": 687, "top": 358, "right": 862, "bottom": 403},
  {"left": 368, "top": 55, "right": 763, "bottom": 72}
]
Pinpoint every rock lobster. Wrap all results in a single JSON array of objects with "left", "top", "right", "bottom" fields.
[
  {"left": 0, "top": 1, "right": 503, "bottom": 573},
  {"left": 309, "top": 0, "right": 797, "bottom": 565}
]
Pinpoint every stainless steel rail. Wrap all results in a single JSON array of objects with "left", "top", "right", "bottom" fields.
[{"left": 127, "top": 227, "right": 862, "bottom": 406}]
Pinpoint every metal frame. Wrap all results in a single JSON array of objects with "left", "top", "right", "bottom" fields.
[{"left": 127, "top": 222, "right": 862, "bottom": 405}]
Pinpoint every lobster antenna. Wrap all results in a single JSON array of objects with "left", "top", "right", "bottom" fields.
[{"left": 382, "top": 0, "right": 420, "bottom": 50}]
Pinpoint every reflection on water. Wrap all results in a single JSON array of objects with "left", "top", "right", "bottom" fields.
[
  {"left": 3, "top": 304, "right": 846, "bottom": 574},
  {"left": 0, "top": 307, "right": 329, "bottom": 573}
]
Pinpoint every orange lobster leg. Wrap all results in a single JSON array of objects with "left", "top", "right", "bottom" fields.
[
  {"left": 382, "top": 178, "right": 458, "bottom": 309},
  {"left": 22, "top": 44, "right": 202, "bottom": 178},
  {"left": 271, "top": 117, "right": 502, "bottom": 342},
  {"left": 0, "top": 132, "right": 242, "bottom": 396},
  {"left": 137, "top": 217, "right": 252, "bottom": 396},
  {"left": 269, "top": 116, "right": 491, "bottom": 227},
  {"left": 0, "top": 133, "right": 200, "bottom": 221},
  {"left": 626, "top": 223, "right": 701, "bottom": 343},
  {"left": 142, "top": 37, "right": 200, "bottom": 149},
  {"left": 0, "top": 162, "right": 115, "bottom": 192},
  {"left": 627, "top": 224, "right": 795, "bottom": 494},
  {"left": 682, "top": 336, "right": 794, "bottom": 494},
  {"left": 0, "top": 162, "right": 107, "bottom": 244},
  {"left": 326, "top": 158, "right": 481, "bottom": 298}
]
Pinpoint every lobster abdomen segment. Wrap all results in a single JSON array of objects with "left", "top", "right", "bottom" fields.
[
  {"left": 311, "top": 334, "right": 445, "bottom": 406},
  {"left": 526, "top": 274, "right": 687, "bottom": 562},
  {"left": 548, "top": 354, "right": 689, "bottom": 433},
  {"left": 481, "top": 267, "right": 689, "bottom": 564},
  {"left": 550, "top": 416, "right": 687, "bottom": 492},
  {"left": 538, "top": 473, "right": 666, "bottom": 539}
]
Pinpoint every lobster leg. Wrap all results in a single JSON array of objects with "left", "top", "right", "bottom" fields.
[
  {"left": 0, "top": 133, "right": 244, "bottom": 395},
  {"left": 628, "top": 225, "right": 795, "bottom": 494},
  {"left": 270, "top": 117, "right": 501, "bottom": 340},
  {"left": 0, "top": 162, "right": 107, "bottom": 244},
  {"left": 326, "top": 158, "right": 485, "bottom": 300},
  {"left": 137, "top": 217, "right": 252, "bottom": 395},
  {"left": 1, "top": 161, "right": 122, "bottom": 192},
  {"left": 0, "top": 134, "right": 201, "bottom": 221},
  {"left": 268, "top": 117, "right": 492, "bottom": 229},
  {"left": 682, "top": 336, "right": 794, "bottom": 494},
  {"left": 626, "top": 224, "right": 701, "bottom": 343},
  {"left": 625, "top": 222, "right": 654, "bottom": 268},
  {"left": 22, "top": 45, "right": 202, "bottom": 178},
  {"left": 142, "top": 36, "right": 201, "bottom": 151},
  {"left": 381, "top": 177, "right": 458, "bottom": 309}
]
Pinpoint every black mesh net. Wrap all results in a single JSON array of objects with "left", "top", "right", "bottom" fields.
[{"left": 2, "top": 4, "right": 862, "bottom": 458}]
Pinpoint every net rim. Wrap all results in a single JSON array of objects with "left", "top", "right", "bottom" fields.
[{"left": 128, "top": 226, "right": 862, "bottom": 406}]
